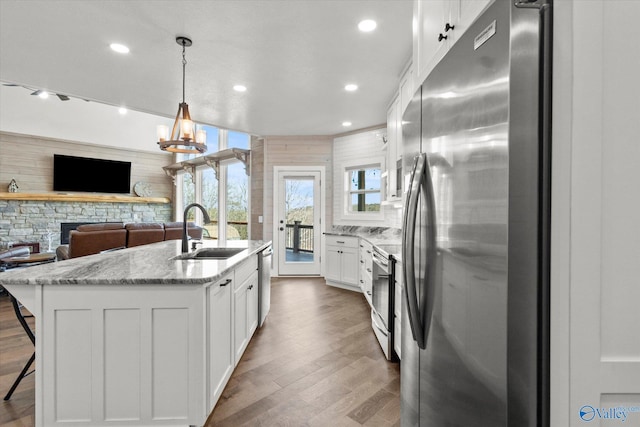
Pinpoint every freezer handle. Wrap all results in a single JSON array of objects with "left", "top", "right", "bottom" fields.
[{"left": 402, "top": 154, "right": 426, "bottom": 349}]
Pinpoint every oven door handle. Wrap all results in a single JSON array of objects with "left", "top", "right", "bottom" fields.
[{"left": 371, "top": 310, "right": 389, "bottom": 337}]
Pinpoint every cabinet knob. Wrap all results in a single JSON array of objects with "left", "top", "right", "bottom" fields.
[
  {"left": 438, "top": 33, "right": 448, "bottom": 42},
  {"left": 444, "top": 22, "right": 455, "bottom": 32},
  {"left": 279, "top": 227, "right": 284, "bottom": 231}
]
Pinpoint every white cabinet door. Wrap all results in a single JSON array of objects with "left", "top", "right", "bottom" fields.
[
  {"left": 413, "top": 0, "right": 488, "bottom": 88},
  {"left": 458, "top": 0, "right": 491, "bottom": 36},
  {"left": 325, "top": 247, "right": 342, "bottom": 283},
  {"left": 233, "top": 278, "right": 249, "bottom": 364},
  {"left": 385, "top": 98, "right": 400, "bottom": 201},
  {"left": 399, "top": 65, "right": 414, "bottom": 116},
  {"left": 414, "top": 0, "right": 453, "bottom": 85},
  {"left": 247, "top": 273, "right": 259, "bottom": 337},
  {"left": 208, "top": 274, "right": 233, "bottom": 408},
  {"left": 340, "top": 246, "right": 359, "bottom": 286},
  {"left": 233, "top": 270, "right": 259, "bottom": 364}
]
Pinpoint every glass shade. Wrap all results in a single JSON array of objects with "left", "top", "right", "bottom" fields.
[
  {"left": 196, "top": 129, "right": 207, "bottom": 144},
  {"left": 157, "top": 125, "right": 169, "bottom": 142},
  {"left": 181, "top": 119, "right": 194, "bottom": 140}
]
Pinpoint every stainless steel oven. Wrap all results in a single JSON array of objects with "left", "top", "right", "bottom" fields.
[{"left": 372, "top": 246, "right": 392, "bottom": 360}]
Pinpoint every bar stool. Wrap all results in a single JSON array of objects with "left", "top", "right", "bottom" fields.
[
  {"left": 1, "top": 246, "right": 38, "bottom": 401},
  {"left": 3, "top": 295, "right": 35, "bottom": 400}
]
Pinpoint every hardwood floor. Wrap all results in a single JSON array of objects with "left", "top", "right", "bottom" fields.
[
  {"left": 0, "top": 278, "right": 400, "bottom": 426},
  {"left": 207, "top": 277, "right": 400, "bottom": 426}
]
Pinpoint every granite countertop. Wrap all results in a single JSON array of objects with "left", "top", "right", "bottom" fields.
[
  {"left": 324, "top": 226, "right": 402, "bottom": 261},
  {"left": 0, "top": 239, "right": 271, "bottom": 286}
]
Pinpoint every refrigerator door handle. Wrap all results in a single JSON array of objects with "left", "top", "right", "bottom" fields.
[{"left": 402, "top": 154, "right": 427, "bottom": 349}]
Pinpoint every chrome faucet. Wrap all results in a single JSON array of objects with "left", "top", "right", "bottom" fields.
[{"left": 182, "top": 203, "right": 211, "bottom": 253}]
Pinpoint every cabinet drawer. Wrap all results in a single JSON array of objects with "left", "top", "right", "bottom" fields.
[
  {"left": 326, "top": 235, "right": 358, "bottom": 248},
  {"left": 235, "top": 255, "right": 258, "bottom": 288}
]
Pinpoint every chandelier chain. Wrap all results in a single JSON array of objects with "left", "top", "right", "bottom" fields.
[{"left": 181, "top": 41, "right": 187, "bottom": 104}]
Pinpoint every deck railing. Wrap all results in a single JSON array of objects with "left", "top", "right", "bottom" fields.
[{"left": 285, "top": 221, "right": 314, "bottom": 253}]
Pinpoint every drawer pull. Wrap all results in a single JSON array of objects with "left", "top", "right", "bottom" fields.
[{"left": 220, "top": 278, "right": 232, "bottom": 287}]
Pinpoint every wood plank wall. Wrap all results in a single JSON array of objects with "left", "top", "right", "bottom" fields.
[
  {"left": 262, "top": 136, "right": 333, "bottom": 244},
  {"left": 250, "top": 136, "right": 264, "bottom": 240},
  {"left": 0, "top": 131, "right": 173, "bottom": 198}
]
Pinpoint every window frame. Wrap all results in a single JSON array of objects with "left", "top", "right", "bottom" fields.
[
  {"left": 173, "top": 128, "right": 251, "bottom": 242},
  {"left": 340, "top": 158, "right": 385, "bottom": 221}
]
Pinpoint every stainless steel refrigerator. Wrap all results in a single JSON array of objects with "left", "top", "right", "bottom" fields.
[{"left": 400, "top": 1, "right": 552, "bottom": 425}]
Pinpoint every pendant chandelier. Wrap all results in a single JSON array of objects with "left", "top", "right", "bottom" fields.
[{"left": 157, "top": 36, "right": 207, "bottom": 154}]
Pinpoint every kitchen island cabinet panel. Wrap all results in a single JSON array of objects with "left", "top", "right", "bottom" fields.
[
  {"left": 40, "top": 285, "right": 205, "bottom": 426},
  {"left": 234, "top": 266, "right": 259, "bottom": 364},
  {"left": 208, "top": 273, "right": 234, "bottom": 409}
]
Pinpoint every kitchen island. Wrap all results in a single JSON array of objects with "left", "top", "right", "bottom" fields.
[{"left": 0, "top": 239, "right": 271, "bottom": 427}]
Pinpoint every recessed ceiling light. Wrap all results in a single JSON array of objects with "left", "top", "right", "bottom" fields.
[
  {"left": 233, "top": 85, "right": 247, "bottom": 92},
  {"left": 38, "top": 91, "right": 49, "bottom": 99},
  {"left": 110, "top": 43, "right": 130, "bottom": 54},
  {"left": 345, "top": 84, "right": 358, "bottom": 92},
  {"left": 342, "top": 121, "right": 352, "bottom": 127},
  {"left": 358, "top": 19, "right": 377, "bottom": 32},
  {"left": 119, "top": 107, "right": 127, "bottom": 115}
]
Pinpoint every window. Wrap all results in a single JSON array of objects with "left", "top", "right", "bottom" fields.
[
  {"left": 201, "top": 168, "right": 219, "bottom": 238},
  {"left": 347, "top": 165, "right": 381, "bottom": 213},
  {"left": 174, "top": 127, "right": 250, "bottom": 241},
  {"left": 181, "top": 172, "right": 196, "bottom": 220},
  {"left": 228, "top": 131, "right": 249, "bottom": 149},
  {"left": 226, "top": 162, "right": 248, "bottom": 239}
]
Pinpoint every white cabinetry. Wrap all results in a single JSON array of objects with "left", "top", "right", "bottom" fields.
[
  {"left": 207, "top": 273, "right": 234, "bottom": 409},
  {"left": 233, "top": 256, "right": 259, "bottom": 364},
  {"left": 324, "top": 235, "right": 359, "bottom": 289},
  {"left": 413, "top": 0, "right": 490, "bottom": 86},
  {"left": 384, "top": 97, "right": 401, "bottom": 202},
  {"left": 385, "top": 63, "right": 413, "bottom": 204},
  {"left": 359, "top": 239, "right": 374, "bottom": 305}
]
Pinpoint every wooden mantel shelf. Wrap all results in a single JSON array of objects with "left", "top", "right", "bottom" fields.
[{"left": 0, "top": 192, "right": 170, "bottom": 204}]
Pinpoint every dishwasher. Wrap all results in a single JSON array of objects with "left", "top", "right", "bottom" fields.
[{"left": 258, "top": 244, "right": 273, "bottom": 327}]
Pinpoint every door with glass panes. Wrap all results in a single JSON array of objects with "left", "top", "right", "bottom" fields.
[{"left": 276, "top": 169, "right": 322, "bottom": 275}]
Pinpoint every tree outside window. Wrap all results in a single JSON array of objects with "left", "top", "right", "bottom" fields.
[{"left": 347, "top": 166, "right": 381, "bottom": 212}]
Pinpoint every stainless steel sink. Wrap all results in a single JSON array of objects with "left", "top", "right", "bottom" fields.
[{"left": 172, "top": 247, "right": 244, "bottom": 260}]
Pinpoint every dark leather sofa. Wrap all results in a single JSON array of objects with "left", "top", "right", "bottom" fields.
[{"left": 56, "top": 222, "right": 203, "bottom": 260}]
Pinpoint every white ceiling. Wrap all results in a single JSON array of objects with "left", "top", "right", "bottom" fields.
[{"left": 0, "top": 0, "right": 413, "bottom": 137}]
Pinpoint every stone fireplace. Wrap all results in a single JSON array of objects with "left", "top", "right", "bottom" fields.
[{"left": 0, "top": 197, "right": 172, "bottom": 250}]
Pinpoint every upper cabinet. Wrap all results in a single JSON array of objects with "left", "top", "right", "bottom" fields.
[
  {"left": 385, "top": 63, "right": 413, "bottom": 204},
  {"left": 413, "top": 0, "right": 491, "bottom": 86}
]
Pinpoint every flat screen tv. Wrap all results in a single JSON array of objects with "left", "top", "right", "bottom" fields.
[{"left": 53, "top": 154, "right": 131, "bottom": 194}]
